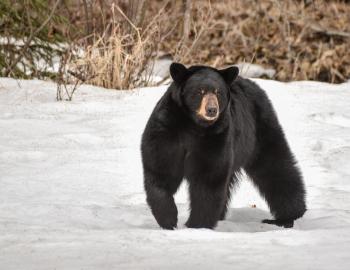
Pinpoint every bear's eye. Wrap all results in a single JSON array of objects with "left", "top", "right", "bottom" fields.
[
  {"left": 198, "top": 90, "right": 205, "bottom": 95},
  {"left": 215, "top": 89, "right": 222, "bottom": 96}
]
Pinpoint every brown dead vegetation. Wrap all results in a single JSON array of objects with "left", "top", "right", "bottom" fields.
[
  {"left": 59, "top": 0, "right": 350, "bottom": 90},
  {"left": 153, "top": 0, "right": 350, "bottom": 83}
]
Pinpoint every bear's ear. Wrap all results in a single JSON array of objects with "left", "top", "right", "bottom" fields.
[
  {"left": 219, "top": 66, "right": 239, "bottom": 85},
  {"left": 170, "top": 62, "right": 189, "bottom": 84}
]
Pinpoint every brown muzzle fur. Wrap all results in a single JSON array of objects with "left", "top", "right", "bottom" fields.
[{"left": 197, "top": 93, "right": 219, "bottom": 121}]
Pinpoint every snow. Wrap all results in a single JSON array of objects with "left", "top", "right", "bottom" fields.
[
  {"left": 0, "top": 77, "right": 350, "bottom": 269},
  {"left": 237, "top": 62, "right": 276, "bottom": 78}
]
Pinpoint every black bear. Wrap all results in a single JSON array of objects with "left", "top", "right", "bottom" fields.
[{"left": 141, "top": 63, "right": 306, "bottom": 230}]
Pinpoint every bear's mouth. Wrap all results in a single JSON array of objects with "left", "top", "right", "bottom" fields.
[
  {"left": 196, "top": 93, "right": 219, "bottom": 123},
  {"left": 198, "top": 114, "right": 218, "bottom": 122}
]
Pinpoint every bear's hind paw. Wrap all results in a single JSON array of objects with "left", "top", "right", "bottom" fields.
[{"left": 262, "top": 219, "right": 294, "bottom": 228}]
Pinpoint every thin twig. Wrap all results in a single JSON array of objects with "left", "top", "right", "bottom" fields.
[
  {"left": 82, "top": 0, "right": 93, "bottom": 44},
  {"left": 135, "top": 0, "right": 147, "bottom": 27},
  {"left": 183, "top": 0, "right": 192, "bottom": 43},
  {"left": 114, "top": 4, "right": 141, "bottom": 41},
  {"left": 309, "top": 23, "right": 350, "bottom": 39}
]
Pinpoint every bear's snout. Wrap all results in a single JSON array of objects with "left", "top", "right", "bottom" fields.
[
  {"left": 197, "top": 93, "right": 219, "bottom": 121},
  {"left": 206, "top": 104, "right": 218, "bottom": 117}
]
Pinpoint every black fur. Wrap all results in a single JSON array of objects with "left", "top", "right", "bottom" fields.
[{"left": 141, "top": 63, "right": 306, "bottom": 230}]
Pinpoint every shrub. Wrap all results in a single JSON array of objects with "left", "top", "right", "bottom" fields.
[{"left": 0, "top": 0, "right": 69, "bottom": 79}]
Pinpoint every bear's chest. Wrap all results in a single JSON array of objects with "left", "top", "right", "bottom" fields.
[{"left": 181, "top": 132, "right": 234, "bottom": 180}]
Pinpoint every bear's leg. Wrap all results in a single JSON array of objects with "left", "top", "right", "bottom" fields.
[
  {"left": 185, "top": 181, "right": 227, "bottom": 229},
  {"left": 219, "top": 179, "right": 235, "bottom": 220},
  {"left": 245, "top": 131, "right": 306, "bottom": 228},
  {"left": 144, "top": 170, "right": 183, "bottom": 230}
]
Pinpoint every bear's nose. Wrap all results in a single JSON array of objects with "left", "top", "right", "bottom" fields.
[{"left": 206, "top": 106, "right": 218, "bottom": 117}]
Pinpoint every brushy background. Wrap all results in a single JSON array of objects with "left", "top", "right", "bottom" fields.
[{"left": 1, "top": 0, "right": 350, "bottom": 86}]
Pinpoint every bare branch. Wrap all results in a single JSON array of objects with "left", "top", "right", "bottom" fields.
[
  {"left": 82, "top": 0, "right": 93, "bottom": 44},
  {"left": 183, "top": 0, "right": 192, "bottom": 42},
  {"left": 309, "top": 23, "right": 350, "bottom": 39}
]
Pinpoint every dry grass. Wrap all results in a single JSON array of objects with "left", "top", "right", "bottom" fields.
[
  {"left": 57, "top": 0, "right": 350, "bottom": 90},
  {"left": 151, "top": 0, "right": 350, "bottom": 83},
  {"left": 60, "top": 3, "right": 164, "bottom": 92}
]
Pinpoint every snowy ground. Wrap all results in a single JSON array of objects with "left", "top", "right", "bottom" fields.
[{"left": 0, "top": 77, "right": 349, "bottom": 269}]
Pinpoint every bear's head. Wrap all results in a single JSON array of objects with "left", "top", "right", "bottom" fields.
[{"left": 170, "top": 62, "right": 239, "bottom": 126}]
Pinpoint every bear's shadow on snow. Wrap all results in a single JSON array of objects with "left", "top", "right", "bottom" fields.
[
  {"left": 135, "top": 205, "right": 281, "bottom": 232},
  {"left": 92, "top": 203, "right": 331, "bottom": 232},
  {"left": 215, "top": 207, "right": 280, "bottom": 233}
]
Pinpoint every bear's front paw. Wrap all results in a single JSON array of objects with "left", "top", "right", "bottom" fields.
[
  {"left": 262, "top": 219, "right": 294, "bottom": 228},
  {"left": 152, "top": 203, "right": 178, "bottom": 230},
  {"left": 158, "top": 215, "right": 177, "bottom": 230},
  {"left": 185, "top": 218, "right": 216, "bottom": 229}
]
